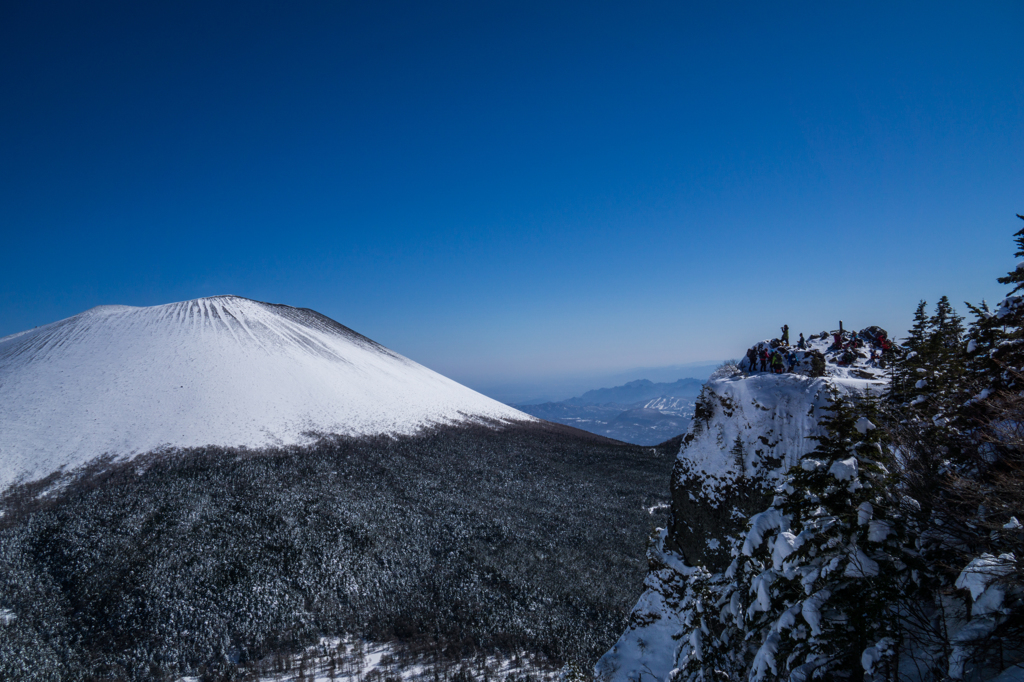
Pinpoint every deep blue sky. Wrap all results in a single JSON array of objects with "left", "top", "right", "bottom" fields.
[{"left": 2, "top": 1, "right": 1022, "bottom": 400}]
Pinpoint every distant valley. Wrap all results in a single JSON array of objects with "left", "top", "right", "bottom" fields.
[{"left": 512, "top": 378, "right": 704, "bottom": 445}]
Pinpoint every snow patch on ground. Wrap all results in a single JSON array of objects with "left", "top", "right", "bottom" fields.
[
  {"left": 176, "top": 636, "right": 560, "bottom": 682},
  {"left": 956, "top": 553, "right": 1016, "bottom": 600}
]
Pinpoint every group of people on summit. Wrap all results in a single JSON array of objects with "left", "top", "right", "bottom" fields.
[
  {"left": 831, "top": 326, "right": 895, "bottom": 367},
  {"left": 745, "top": 323, "right": 896, "bottom": 375},
  {"left": 745, "top": 325, "right": 802, "bottom": 374},
  {"left": 747, "top": 346, "right": 799, "bottom": 374}
]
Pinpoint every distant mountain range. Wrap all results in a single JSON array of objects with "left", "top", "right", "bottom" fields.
[
  {"left": 513, "top": 378, "right": 704, "bottom": 445},
  {"left": 563, "top": 378, "right": 704, "bottom": 406}
]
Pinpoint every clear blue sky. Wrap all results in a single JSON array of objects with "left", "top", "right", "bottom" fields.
[{"left": 2, "top": 1, "right": 1022, "bottom": 399}]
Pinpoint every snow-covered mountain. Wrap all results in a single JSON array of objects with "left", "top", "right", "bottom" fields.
[
  {"left": 0, "top": 295, "right": 531, "bottom": 489},
  {"left": 596, "top": 330, "right": 890, "bottom": 682}
]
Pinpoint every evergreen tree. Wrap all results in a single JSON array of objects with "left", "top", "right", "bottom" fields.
[
  {"left": 672, "top": 567, "right": 754, "bottom": 682},
  {"left": 892, "top": 301, "right": 930, "bottom": 406},
  {"left": 994, "top": 214, "right": 1024, "bottom": 293},
  {"left": 886, "top": 215, "right": 1024, "bottom": 679},
  {"left": 905, "top": 301, "right": 931, "bottom": 354},
  {"left": 993, "top": 214, "right": 1024, "bottom": 383},
  {"left": 890, "top": 297, "right": 970, "bottom": 472},
  {"left": 925, "top": 296, "right": 967, "bottom": 414},
  {"left": 929, "top": 296, "right": 965, "bottom": 353},
  {"left": 962, "top": 300, "right": 1003, "bottom": 394},
  {"left": 738, "top": 394, "right": 918, "bottom": 682},
  {"left": 731, "top": 435, "right": 745, "bottom": 474},
  {"left": 692, "top": 386, "right": 715, "bottom": 435}
]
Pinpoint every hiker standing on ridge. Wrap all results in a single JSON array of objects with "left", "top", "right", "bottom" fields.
[
  {"left": 781, "top": 324, "right": 790, "bottom": 345},
  {"left": 761, "top": 348, "right": 770, "bottom": 372},
  {"left": 746, "top": 347, "right": 758, "bottom": 372}
]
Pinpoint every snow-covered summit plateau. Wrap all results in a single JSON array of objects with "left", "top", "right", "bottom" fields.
[{"left": 0, "top": 295, "right": 532, "bottom": 489}]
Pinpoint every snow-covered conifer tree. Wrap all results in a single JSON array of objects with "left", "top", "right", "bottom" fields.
[
  {"left": 962, "top": 300, "right": 1003, "bottom": 397},
  {"left": 738, "top": 394, "right": 917, "bottom": 682},
  {"left": 993, "top": 215, "right": 1024, "bottom": 385},
  {"left": 892, "top": 301, "right": 930, "bottom": 408}
]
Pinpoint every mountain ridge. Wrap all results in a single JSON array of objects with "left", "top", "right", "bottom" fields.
[
  {"left": 563, "top": 377, "right": 704, "bottom": 406},
  {"left": 512, "top": 377, "right": 704, "bottom": 444}
]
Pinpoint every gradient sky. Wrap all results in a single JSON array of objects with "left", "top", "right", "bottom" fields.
[{"left": 2, "top": 1, "right": 1022, "bottom": 399}]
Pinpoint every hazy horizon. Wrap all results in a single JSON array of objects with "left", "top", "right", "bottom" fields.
[{"left": 463, "top": 360, "right": 723, "bottom": 405}]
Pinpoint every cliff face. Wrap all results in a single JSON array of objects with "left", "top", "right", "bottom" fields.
[
  {"left": 665, "top": 371, "right": 836, "bottom": 572},
  {"left": 595, "top": 330, "right": 890, "bottom": 682}
]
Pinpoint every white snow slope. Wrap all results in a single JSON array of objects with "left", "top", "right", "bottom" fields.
[{"left": 0, "top": 296, "right": 532, "bottom": 490}]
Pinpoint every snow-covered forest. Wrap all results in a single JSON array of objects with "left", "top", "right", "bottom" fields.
[{"left": 0, "top": 424, "right": 675, "bottom": 681}]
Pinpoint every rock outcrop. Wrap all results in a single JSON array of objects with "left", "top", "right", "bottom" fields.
[{"left": 595, "top": 328, "right": 892, "bottom": 682}]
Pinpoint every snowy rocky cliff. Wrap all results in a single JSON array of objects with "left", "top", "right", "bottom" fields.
[
  {"left": 596, "top": 329, "right": 891, "bottom": 682},
  {"left": 0, "top": 295, "right": 531, "bottom": 489}
]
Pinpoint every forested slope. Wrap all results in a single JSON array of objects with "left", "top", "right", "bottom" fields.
[{"left": 0, "top": 423, "right": 675, "bottom": 681}]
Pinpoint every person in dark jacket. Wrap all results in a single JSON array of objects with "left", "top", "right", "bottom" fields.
[
  {"left": 786, "top": 350, "right": 798, "bottom": 371},
  {"left": 797, "top": 333, "right": 806, "bottom": 349},
  {"left": 746, "top": 347, "right": 758, "bottom": 372}
]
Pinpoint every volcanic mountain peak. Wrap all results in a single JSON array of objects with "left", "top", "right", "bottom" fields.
[{"left": 0, "top": 295, "right": 532, "bottom": 489}]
